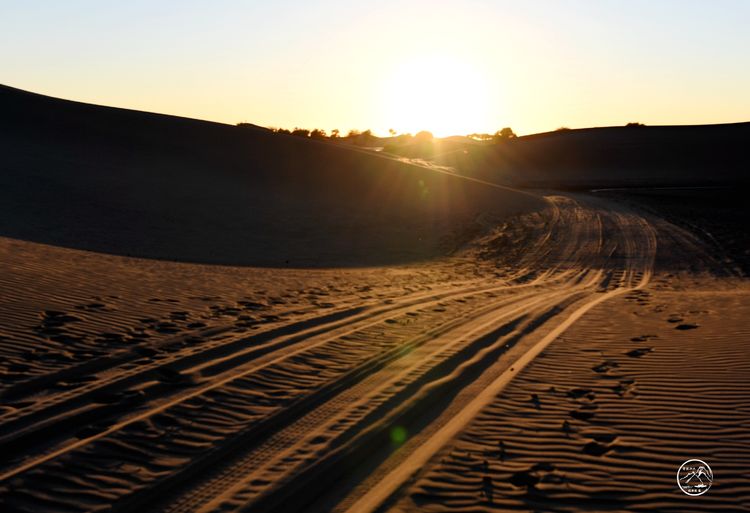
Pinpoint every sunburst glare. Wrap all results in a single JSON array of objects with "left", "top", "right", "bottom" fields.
[{"left": 380, "top": 54, "right": 494, "bottom": 137}]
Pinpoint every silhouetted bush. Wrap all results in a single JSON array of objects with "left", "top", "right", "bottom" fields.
[
  {"left": 626, "top": 122, "right": 646, "bottom": 127},
  {"left": 494, "top": 127, "right": 516, "bottom": 142},
  {"left": 343, "top": 129, "right": 377, "bottom": 146},
  {"left": 291, "top": 128, "right": 311, "bottom": 137}
]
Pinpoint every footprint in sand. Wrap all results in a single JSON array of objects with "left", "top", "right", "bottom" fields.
[
  {"left": 75, "top": 301, "right": 111, "bottom": 312},
  {"left": 582, "top": 432, "right": 618, "bottom": 456},
  {"left": 134, "top": 346, "right": 159, "bottom": 358},
  {"left": 592, "top": 360, "right": 619, "bottom": 374},
  {"left": 589, "top": 432, "right": 617, "bottom": 444},
  {"left": 612, "top": 378, "right": 637, "bottom": 397},
  {"left": 238, "top": 300, "right": 267, "bottom": 310},
  {"left": 630, "top": 334, "right": 658, "bottom": 342},
  {"left": 583, "top": 440, "right": 611, "bottom": 456},
  {"left": 567, "top": 387, "right": 595, "bottom": 400},
  {"left": 236, "top": 314, "right": 256, "bottom": 324},
  {"left": 35, "top": 311, "right": 84, "bottom": 334},
  {"left": 569, "top": 406, "right": 597, "bottom": 421},
  {"left": 626, "top": 347, "right": 653, "bottom": 358},
  {"left": 509, "top": 469, "right": 539, "bottom": 488},
  {"left": 155, "top": 322, "right": 181, "bottom": 334},
  {"left": 509, "top": 462, "right": 555, "bottom": 489},
  {"left": 675, "top": 323, "right": 699, "bottom": 330}
]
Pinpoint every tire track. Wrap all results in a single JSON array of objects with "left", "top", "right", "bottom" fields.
[
  {"left": 0, "top": 277, "right": 555, "bottom": 469},
  {"left": 166, "top": 287, "right": 591, "bottom": 513},
  {"left": 0, "top": 194, "right": 660, "bottom": 513},
  {"left": 0, "top": 282, "right": 572, "bottom": 512}
]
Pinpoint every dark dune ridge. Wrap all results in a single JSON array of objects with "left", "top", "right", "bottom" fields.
[
  {"left": 434, "top": 123, "right": 750, "bottom": 188},
  {"left": 0, "top": 85, "right": 542, "bottom": 267}
]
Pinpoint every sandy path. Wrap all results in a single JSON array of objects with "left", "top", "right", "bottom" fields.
[{"left": 2, "top": 193, "right": 742, "bottom": 513}]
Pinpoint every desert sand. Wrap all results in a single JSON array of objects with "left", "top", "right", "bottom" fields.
[
  {"left": 0, "top": 85, "right": 541, "bottom": 267},
  {"left": 1, "top": 87, "right": 748, "bottom": 512}
]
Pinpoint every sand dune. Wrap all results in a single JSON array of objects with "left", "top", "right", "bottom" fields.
[
  {"left": 1, "top": 86, "right": 748, "bottom": 513},
  {"left": 425, "top": 123, "right": 750, "bottom": 188},
  {"left": 3, "top": 188, "right": 746, "bottom": 512},
  {"left": 0, "top": 85, "right": 542, "bottom": 266}
]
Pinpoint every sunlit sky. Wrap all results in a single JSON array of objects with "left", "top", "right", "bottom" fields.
[{"left": 2, "top": 1, "right": 749, "bottom": 136}]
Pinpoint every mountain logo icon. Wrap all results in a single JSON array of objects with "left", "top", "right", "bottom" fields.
[{"left": 677, "top": 459, "right": 713, "bottom": 496}]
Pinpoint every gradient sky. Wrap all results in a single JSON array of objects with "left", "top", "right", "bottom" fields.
[{"left": 2, "top": 0, "right": 749, "bottom": 136}]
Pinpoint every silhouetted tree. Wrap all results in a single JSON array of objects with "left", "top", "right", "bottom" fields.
[
  {"left": 330, "top": 129, "right": 340, "bottom": 139},
  {"left": 388, "top": 128, "right": 397, "bottom": 137},
  {"left": 310, "top": 128, "right": 327, "bottom": 139},
  {"left": 414, "top": 130, "right": 434, "bottom": 142},
  {"left": 626, "top": 122, "right": 645, "bottom": 127},
  {"left": 494, "top": 127, "right": 516, "bottom": 142},
  {"left": 291, "top": 128, "right": 310, "bottom": 137}
]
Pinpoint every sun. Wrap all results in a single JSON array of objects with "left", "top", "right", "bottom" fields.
[{"left": 380, "top": 54, "right": 492, "bottom": 137}]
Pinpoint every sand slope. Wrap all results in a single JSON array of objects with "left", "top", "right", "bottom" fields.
[
  {"left": 429, "top": 124, "right": 750, "bottom": 188},
  {"left": 1, "top": 85, "right": 747, "bottom": 513},
  {"left": 0, "top": 84, "right": 542, "bottom": 266}
]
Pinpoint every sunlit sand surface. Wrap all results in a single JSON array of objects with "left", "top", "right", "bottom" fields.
[{"left": 1, "top": 86, "right": 748, "bottom": 512}]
